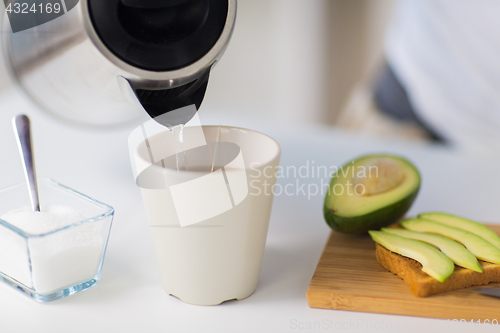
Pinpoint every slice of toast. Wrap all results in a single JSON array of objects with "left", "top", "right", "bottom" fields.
[{"left": 376, "top": 243, "right": 500, "bottom": 297}]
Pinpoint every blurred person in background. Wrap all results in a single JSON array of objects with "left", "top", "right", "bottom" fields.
[{"left": 337, "top": 0, "right": 500, "bottom": 153}]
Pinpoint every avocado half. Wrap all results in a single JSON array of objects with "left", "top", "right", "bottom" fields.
[{"left": 324, "top": 154, "right": 421, "bottom": 233}]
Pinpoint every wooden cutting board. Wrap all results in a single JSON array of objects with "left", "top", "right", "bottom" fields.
[{"left": 306, "top": 225, "right": 500, "bottom": 321}]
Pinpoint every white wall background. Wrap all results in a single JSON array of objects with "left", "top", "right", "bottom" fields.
[
  {"left": 203, "top": 0, "right": 330, "bottom": 125},
  {"left": 0, "top": 0, "right": 10, "bottom": 91},
  {"left": 0, "top": 55, "right": 7, "bottom": 91},
  {"left": 0, "top": 0, "right": 394, "bottom": 126}
]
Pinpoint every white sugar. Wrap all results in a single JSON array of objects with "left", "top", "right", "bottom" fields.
[
  {"left": 0, "top": 205, "right": 86, "bottom": 234},
  {"left": 0, "top": 205, "right": 104, "bottom": 293}
]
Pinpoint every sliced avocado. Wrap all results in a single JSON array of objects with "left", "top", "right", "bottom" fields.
[
  {"left": 324, "top": 154, "right": 421, "bottom": 233},
  {"left": 418, "top": 212, "right": 500, "bottom": 250},
  {"left": 369, "top": 230, "right": 454, "bottom": 282},
  {"left": 382, "top": 227, "right": 482, "bottom": 272},
  {"left": 401, "top": 218, "right": 500, "bottom": 264}
]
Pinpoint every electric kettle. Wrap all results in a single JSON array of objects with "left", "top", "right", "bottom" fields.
[{"left": 1, "top": 0, "right": 236, "bottom": 127}]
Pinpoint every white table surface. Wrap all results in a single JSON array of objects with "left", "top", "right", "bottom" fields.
[{"left": 0, "top": 88, "right": 498, "bottom": 333}]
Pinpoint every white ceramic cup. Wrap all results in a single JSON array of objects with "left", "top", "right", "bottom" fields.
[{"left": 129, "top": 125, "right": 281, "bottom": 305}]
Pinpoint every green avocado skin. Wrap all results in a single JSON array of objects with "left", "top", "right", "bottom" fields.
[{"left": 323, "top": 189, "right": 420, "bottom": 234}]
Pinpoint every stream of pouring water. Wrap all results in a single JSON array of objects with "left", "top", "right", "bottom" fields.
[
  {"left": 211, "top": 125, "right": 222, "bottom": 173},
  {"left": 168, "top": 124, "right": 222, "bottom": 173},
  {"left": 170, "top": 124, "right": 188, "bottom": 171}
]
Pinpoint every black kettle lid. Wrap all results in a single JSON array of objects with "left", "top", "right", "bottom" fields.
[{"left": 88, "top": 0, "right": 228, "bottom": 71}]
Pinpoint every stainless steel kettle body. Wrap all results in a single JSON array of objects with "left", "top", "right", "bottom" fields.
[{"left": 2, "top": 0, "right": 236, "bottom": 127}]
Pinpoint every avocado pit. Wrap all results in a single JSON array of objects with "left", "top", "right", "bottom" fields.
[{"left": 354, "top": 158, "right": 405, "bottom": 196}]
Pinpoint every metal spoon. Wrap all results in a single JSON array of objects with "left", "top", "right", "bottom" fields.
[{"left": 13, "top": 115, "right": 40, "bottom": 212}]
